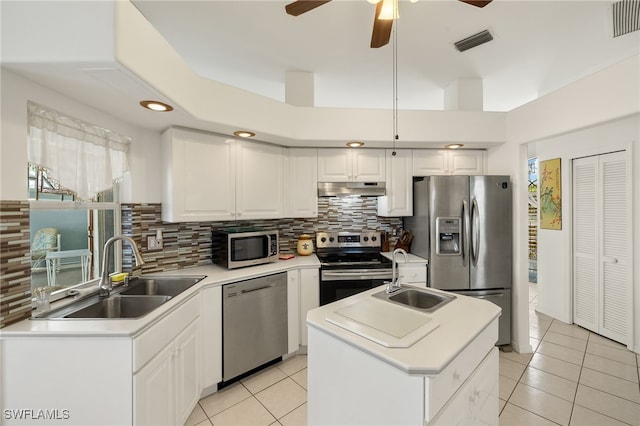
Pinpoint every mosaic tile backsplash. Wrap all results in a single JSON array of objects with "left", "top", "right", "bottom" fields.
[
  {"left": 0, "top": 197, "right": 403, "bottom": 328},
  {"left": 121, "top": 197, "right": 403, "bottom": 274},
  {"left": 0, "top": 201, "right": 32, "bottom": 328}
]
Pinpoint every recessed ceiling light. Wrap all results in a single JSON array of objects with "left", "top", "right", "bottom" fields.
[
  {"left": 139, "top": 100, "right": 173, "bottom": 112},
  {"left": 445, "top": 143, "right": 464, "bottom": 149},
  {"left": 346, "top": 141, "right": 365, "bottom": 148},
  {"left": 233, "top": 130, "right": 256, "bottom": 138}
]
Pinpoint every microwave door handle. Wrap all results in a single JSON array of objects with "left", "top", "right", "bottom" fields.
[{"left": 267, "top": 234, "right": 274, "bottom": 261}]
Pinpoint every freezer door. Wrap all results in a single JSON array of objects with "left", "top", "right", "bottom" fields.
[
  {"left": 469, "top": 176, "right": 513, "bottom": 290},
  {"left": 455, "top": 289, "right": 511, "bottom": 346},
  {"left": 429, "top": 175, "right": 469, "bottom": 290}
]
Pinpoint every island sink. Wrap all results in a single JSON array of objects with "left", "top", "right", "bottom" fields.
[{"left": 373, "top": 287, "right": 455, "bottom": 313}]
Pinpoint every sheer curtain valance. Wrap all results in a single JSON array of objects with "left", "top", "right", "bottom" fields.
[{"left": 27, "top": 101, "right": 131, "bottom": 201}]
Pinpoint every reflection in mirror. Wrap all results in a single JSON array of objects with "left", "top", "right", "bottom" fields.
[{"left": 30, "top": 203, "right": 118, "bottom": 292}]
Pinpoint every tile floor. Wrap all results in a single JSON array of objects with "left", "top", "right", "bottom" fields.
[{"left": 186, "top": 284, "right": 640, "bottom": 426}]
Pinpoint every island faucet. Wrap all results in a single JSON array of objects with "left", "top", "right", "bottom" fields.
[
  {"left": 98, "top": 235, "right": 145, "bottom": 298},
  {"left": 386, "top": 248, "right": 408, "bottom": 294}
]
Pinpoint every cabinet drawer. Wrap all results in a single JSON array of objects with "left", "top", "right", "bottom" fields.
[
  {"left": 424, "top": 317, "right": 498, "bottom": 422},
  {"left": 134, "top": 295, "right": 200, "bottom": 372}
]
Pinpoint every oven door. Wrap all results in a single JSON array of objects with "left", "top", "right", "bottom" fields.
[{"left": 320, "top": 269, "right": 392, "bottom": 306}]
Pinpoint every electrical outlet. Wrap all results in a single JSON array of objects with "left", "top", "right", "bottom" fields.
[{"left": 147, "top": 236, "right": 162, "bottom": 250}]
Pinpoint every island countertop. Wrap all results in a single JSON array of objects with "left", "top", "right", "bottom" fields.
[{"left": 306, "top": 285, "right": 501, "bottom": 375}]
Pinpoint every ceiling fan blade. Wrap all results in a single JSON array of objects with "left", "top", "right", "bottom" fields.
[
  {"left": 370, "top": 1, "right": 393, "bottom": 48},
  {"left": 458, "top": 0, "right": 493, "bottom": 7},
  {"left": 285, "top": 0, "right": 332, "bottom": 16}
]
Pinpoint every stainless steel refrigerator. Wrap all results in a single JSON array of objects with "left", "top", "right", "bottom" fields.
[{"left": 404, "top": 175, "right": 512, "bottom": 345}]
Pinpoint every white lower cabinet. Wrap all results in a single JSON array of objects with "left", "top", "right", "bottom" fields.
[
  {"left": 397, "top": 263, "right": 427, "bottom": 286},
  {"left": 299, "top": 268, "right": 320, "bottom": 347}
]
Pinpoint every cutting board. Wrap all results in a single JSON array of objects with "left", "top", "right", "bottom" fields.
[{"left": 326, "top": 297, "right": 439, "bottom": 348}]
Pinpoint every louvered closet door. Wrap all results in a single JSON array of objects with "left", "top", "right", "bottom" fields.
[{"left": 572, "top": 151, "right": 630, "bottom": 345}]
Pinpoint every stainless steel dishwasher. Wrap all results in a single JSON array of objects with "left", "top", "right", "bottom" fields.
[{"left": 222, "top": 272, "right": 288, "bottom": 381}]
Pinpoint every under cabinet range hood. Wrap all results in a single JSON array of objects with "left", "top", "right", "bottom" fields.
[{"left": 318, "top": 182, "right": 386, "bottom": 197}]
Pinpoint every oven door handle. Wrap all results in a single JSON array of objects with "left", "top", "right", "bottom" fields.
[{"left": 321, "top": 270, "right": 392, "bottom": 281}]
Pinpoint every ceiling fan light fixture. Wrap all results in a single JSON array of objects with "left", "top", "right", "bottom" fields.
[
  {"left": 139, "top": 100, "right": 173, "bottom": 112},
  {"left": 366, "top": 0, "right": 380, "bottom": 4},
  {"left": 233, "top": 130, "right": 256, "bottom": 138},
  {"left": 445, "top": 143, "right": 464, "bottom": 149},
  {"left": 378, "top": 0, "right": 399, "bottom": 20},
  {"left": 346, "top": 141, "right": 365, "bottom": 148}
]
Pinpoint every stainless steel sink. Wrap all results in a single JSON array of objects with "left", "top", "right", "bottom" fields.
[
  {"left": 119, "top": 275, "right": 205, "bottom": 297},
  {"left": 64, "top": 295, "right": 171, "bottom": 318},
  {"left": 373, "top": 287, "right": 455, "bottom": 313}
]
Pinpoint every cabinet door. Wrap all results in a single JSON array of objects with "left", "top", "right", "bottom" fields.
[
  {"left": 352, "top": 149, "right": 386, "bottom": 182},
  {"left": 299, "top": 268, "right": 320, "bottom": 346},
  {"left": 175, "top": 320, "right": 200, "bottom": 426},
  {"left": 134, "top": 343, "right": 175, "bottom": 426},
  {"left": 317, "top": 148, "right": 352, "bottom": 181},
  {"left": 447, "top": 150, "right": 486, "bottom": 175},
  {"left": 162, "top": 128, "right": 236, "bottom": 222},
  {"left": 378, "top": 149, "right": 412, "bottom": 216},
  {"left": 287, "top": 148, "right": 318, "bottom": 218},
  {"left": 236, "top": 141, "right": 285, "bottom": 219},
  {"left": 287, "top": 270, "right": 301, "bottom": 353},
  {"left": 200, "top": 286, "right": 222, "bottom": 389},
  {"left": 412, "top": 150, "right": 448, "bottom": 176}
]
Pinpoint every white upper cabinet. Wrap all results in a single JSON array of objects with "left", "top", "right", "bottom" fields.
[
  {"left": 317, "top": 148, "right": 385, "bottom": 182},
  {"left": 378, "top": 149, "right": 413, "bottom": 217},
  {"left": 236, "top": 140, "right": 285, "bottom": 220},
  {"left": 412, "top": 150, "right": 486, "bottom": 176},
  {"left": 162, "top": 128, "right": 286, "bottom": 222},
  {"left": 286, "top": 148, "right": 318, "bottom": 218},
  {"left": 162, "top": 127, "right": 236, "bottom": 222}
]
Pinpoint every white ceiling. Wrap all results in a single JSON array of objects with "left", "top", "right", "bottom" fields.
[{"left": 131, "top": 0, "right": 640, "bottom": 112}]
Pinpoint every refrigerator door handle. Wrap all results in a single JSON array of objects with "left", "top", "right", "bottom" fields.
[
  {"left": 462, "top": 200, "right": 469, "bottom": 267},
  {"left": 471, "top": 198, "right": 480, "bottom": 266}
]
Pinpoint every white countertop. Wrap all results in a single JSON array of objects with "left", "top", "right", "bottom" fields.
[
  {"left": 307, "top": 285, "right": 500, "bottom": 375},
  {"left": 1, "top": 255, "right": 320, "bottom": 338},
  {"left": 381, "top": 251, "right": 428, "bottom": 264}
]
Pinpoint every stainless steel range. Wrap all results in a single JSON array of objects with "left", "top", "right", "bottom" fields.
[{"left": 316, "top": 231, "right": 393, "bottom": 305}]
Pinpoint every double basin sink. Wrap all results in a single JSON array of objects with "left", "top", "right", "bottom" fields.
[{"left": 36, "top": 276, "right": 206, "bottom": 320}]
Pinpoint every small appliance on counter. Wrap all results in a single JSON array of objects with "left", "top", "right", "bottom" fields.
[{"left": 212, "top": 228, "right": 279, "bottom": 269}]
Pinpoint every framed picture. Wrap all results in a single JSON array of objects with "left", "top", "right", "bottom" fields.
[{"left": 539, "top": 158, "right": 562, "bottom": 230}]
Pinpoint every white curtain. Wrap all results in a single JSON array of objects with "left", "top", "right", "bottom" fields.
[{"left": 27, "top": 102, "right": 131, "bottom": 201}]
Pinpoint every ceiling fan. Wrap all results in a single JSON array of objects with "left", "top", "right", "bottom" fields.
[{"left": 285, "top": 0, "right": 492, "bottom": 48}]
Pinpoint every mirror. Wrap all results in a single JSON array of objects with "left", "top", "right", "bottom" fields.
[{"left": 30, "top": 203, "right": 118, "bottom": 292}]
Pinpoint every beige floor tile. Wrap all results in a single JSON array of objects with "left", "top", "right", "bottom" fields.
[
  {"left": 184, "top": 404, "right": 208, "bottom": 426},
  {"left": 199, "top": 383, "right": 252, "bottom": 417},
  {"left": 537, "top": 341, "right": 585, "bottom": 366},
  {"left": 210, "top": 396, "right": 276, "bottom": 426},
  {"left": 255, "top": 378, "right": 307, "bottom": 419},
  {"left": 520, "top": 367, "right": 578, "bottom": 402},
  {"left": 588, "top": 333, "right": 628, "bottom": 350},
  {"left": 583, "top": 353, "right": 639, "bottom": 383},
  {"left": 242, "top": 366, "right": 288, "bottom": 394},
  {"left": 499, "top": 398, "right": 507, "bottom": 414},
  {"left": 290, "top": 368, "right": 307, "bottom": 390},
  {"left": 569, "top": 405, "right": 629, "bottom": 426},
  {"left": 500, "top": 348, "right": 534, "bottom": 366},
  {"left": 529, "top": 325, "right": 548, "bottom": 340},
  {"left": 529, "top": 353, "right": 581, "bottom": 382},
  {"left": 500, "top": 375, "right": 518, "bottom": 401},
  {"left": 500, "top": 357, "right": 528, "bottom": 381},
  {"left": 499, "top": 402, "right": 558, "bottom": 426},
  {"left": 194, "top": 420, "right": 213, "bottom": 426},
  {"left": 549, "top": 322, "right": 590, "bottom": 341},
  {"left": 279, "top": 403, "right": 307, "bottom": 426},
  {"left": 269, "top": 422, "right": 283, "bottom": 426},
  {"left": 579, "top": 367, "right": 640, "bottom": 403},
  {"left": 530, "top": 337, "right": 541, "bottom": 352},
  {"left": 542, "top": 331, "right": 587, "bottom": 352},
  {"left": 509, "top": 383, "right": 573, "bottom": 425},
  {"left": 586, "top": 340, "right": 637, "bottom": 366},
  {"left": 575, "top": 384, "right": 640, "bottom": 425},
  {"left": 278, "top": 354, "right": 307, "bottom": 376}
]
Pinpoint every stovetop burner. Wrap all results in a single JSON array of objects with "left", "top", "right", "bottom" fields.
[{"left": 316, "top": 231, "right": 391, "bottom": 269}]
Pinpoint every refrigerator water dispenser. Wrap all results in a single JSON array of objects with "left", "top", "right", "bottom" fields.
[{"left": 436, "top": 217, "right": 461, "bottom": 255}]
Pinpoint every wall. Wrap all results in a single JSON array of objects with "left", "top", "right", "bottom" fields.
[{"left": 493, "top": 55, "right": 640, "bottom": 353}]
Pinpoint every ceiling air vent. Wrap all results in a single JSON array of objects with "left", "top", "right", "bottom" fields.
[
  {"left": 612, "top": 0, "right": 640, "bottom": 38},
  {"left": 454, "top": 29, "right": 494, "bottom": 52}
]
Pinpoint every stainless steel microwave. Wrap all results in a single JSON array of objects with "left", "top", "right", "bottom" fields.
[{"left": 212, "top": 229, "right": 279, "bottom": 269}]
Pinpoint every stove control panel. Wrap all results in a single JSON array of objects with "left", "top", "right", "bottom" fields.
[{"left": 316, "top": 231, "right": 382, "bottom": 249}]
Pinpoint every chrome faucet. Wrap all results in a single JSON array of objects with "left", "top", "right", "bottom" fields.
[
  {"left": 386, "top": 248, "right": 408, "bottom": 294},
  {"left": 98, "top": 235, "right": 145, "bottom": 297}
]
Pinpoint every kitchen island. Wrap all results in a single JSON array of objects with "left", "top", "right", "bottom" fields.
[{"left": 307, "top": 285, "right": 501, "bottom": 426}]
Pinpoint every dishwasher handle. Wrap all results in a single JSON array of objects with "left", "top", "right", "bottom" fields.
[{"left": 241, "top": 285, "right": 272, "bottom": 294}]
